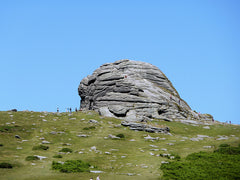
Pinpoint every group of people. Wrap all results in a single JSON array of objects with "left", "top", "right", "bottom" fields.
[
  {"left": 66, "top": 107, "right": 72, "bottom": 113},
  {"left": 56, "top": 107, "right": 78, "bottom": 113}
]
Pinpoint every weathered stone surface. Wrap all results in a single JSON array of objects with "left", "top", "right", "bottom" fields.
[
  {"left": 78, "top": 60, "right": 208, "bottom": 122},
  {"left": 216, "top": 136, "right": 229, "bottom": 140},
  {"left": 34, "top": 155, "right": 47, "bottom": 161},
  {"left": 108, "top": 134, "right": 120, "bottom": 139},
  {"left": 121, "top": 121, "right": 170, "bottom": 133},
  {"left": 77, "top": 134, "right": 90, "bottom": 138},
  {"left": 108, "top": 105, "right": 129, "bottom": 117},
  {"left": 88, "top": 119, "right": 99, "bottom": 123},
  {"left": 42, "top": 140, "right": 51, "bottom": 144},
  {"left": 144, "top": 135, "right": 159, "bottom": 140}
]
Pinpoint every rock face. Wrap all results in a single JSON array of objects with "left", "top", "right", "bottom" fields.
[{"left": 78, "top": 60, "right": 201, "bottom": 122}]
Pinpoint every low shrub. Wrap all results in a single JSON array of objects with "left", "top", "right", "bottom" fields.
[
  {"left": 32, "top": 145, "right": 49, "bottom": 150},
  {"left": 161, "top": 144, "right": 240, "bottom": 180},
  {"left": 53, "top": 155, "right": 63, "bottom": 158},
  {"left": 186, "top": 151, "right": 209, "bottom": 160},
  {"left": 52, "top": 161, "right": 62, "bottom": 170},
  {"left": 214, "top": 144, "right": 240, "bottom": 155},
  {"left": 116, "top": 133, "right": 125, "bottom": 139},
  {"left": 25, "top": 156, "right": 39, "bottom": 161},
  {"left": 59, "top": 148, "right": 73, "bottom": 153},
  {"left": 173, "top": 154, "right": 181, "bottom": 161},
  {"left": 0, "top": 162, "right": 13, "bottom": 168},
  {"left": 219, "top": 143, "right": 230, "bottom": 148},
  {"left": 52, "top": 160, "right": 91, "bottom": 173},
  {"left": 83, "top": 126, "right": 96, "bottom": 130}
]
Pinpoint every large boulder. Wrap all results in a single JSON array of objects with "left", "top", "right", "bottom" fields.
[{"left": 78, "top": 59, "right": 199, "bottom": 122}]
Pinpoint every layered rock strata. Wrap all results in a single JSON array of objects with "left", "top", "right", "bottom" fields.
[{"left": 78, "top": 60, "right": 204, "bottom": 122}]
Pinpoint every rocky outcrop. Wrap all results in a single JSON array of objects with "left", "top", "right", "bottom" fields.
[
  {"left": 121, "top": 121, "right": 170, "bottom": 134},
  {"left": 78, "top": 59, "right": 201, "bottom": 122}
]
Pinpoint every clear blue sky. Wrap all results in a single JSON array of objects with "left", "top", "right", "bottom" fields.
[{"left": 1, "top": 1, "right": 239, "bottom": 124}]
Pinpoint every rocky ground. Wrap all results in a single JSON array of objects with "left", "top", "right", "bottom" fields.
[{"left": 0, "top": 110, "right": 239, "bottom": 180}]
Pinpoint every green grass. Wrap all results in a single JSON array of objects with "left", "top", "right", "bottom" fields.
[
  {"left": 160, "top": 144, "right": 240, "bottom": 180},
  {"left": 0, "top": 110, "right": 239, "bottom": 180}
]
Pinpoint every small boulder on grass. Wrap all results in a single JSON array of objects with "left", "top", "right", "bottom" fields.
[
  {"left": 88, "top": 119, "right": 98, "bottom": 124},
  {"left": 108, "top": 134, "right": 119, "bottom": 139},
  {"left": 15, "top": 135, "right": 21, "bottom": 139},
  {"left": 42, "top": 140, "right": 51, "bottom": 144}
]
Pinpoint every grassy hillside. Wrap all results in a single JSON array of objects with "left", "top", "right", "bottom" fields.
[{"left": 0, "top": 111, "right": 239, "bottom": 180}]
